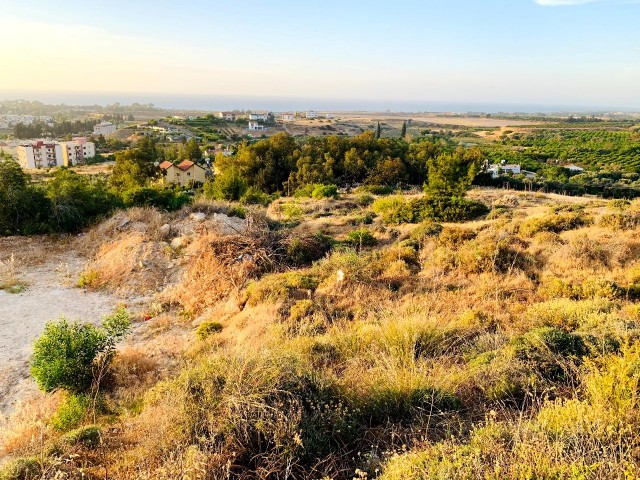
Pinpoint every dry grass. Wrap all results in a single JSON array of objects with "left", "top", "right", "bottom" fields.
[{"left": 9, "top": 189, "right": 640, "bottom": 479}]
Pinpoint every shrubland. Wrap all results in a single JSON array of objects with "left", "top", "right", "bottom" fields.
[{"left": 4, "top": 187, "right": 640, "bottom": 479}]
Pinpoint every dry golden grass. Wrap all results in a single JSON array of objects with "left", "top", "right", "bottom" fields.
[{"left": 10, "top": 188, "right": 640, "bottom": 479}]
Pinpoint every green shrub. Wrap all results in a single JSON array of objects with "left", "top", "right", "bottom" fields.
[
  {"left": 279, "top": 202, "right": 305, "bottom": 221},
  {"left": 240, "top": 186, "right": 274, "bottom": 206},
  {"left": 60, "top": 425, "right": 101, "bottom": 449},
  {"left": 289, "top": 299, "right": 315, "bottom": 323},
  {"left": 31, "top": 308, "right": 130, "bottom": 393},
  {"left": 311, "top": 184, "right": 339, "bottom": 199},
  {"left": 246, "top": 272, "right": 320, "bottom": 305},
  {"left": 0, "top": 457, "right": 41, "bottom": 480},
  {"left": 286, "top": 232, "right": 334, "bottom": 266},
  {"left": 355, "top": 193, "right": 375, "bottom": 207},
  {"left": 51, "top": 393, "right": 91, "bottom": 431},
  {"left": 409, "top": 196, "right": 489, "bottom": 222},
  {"left": 345, "top": 229, "right": 377, "bottom": 248},
  {"left": 513, "top": 327, "right": 586, "bottom": 380},
  {"left": 196, "top": 321, "right": 223, "bottom": 340},
  {"left": 372, "top": 195, "right": 488, "bottom": 224},
  {"left": 410, "top": 221, "right": 443, "bottom": 245},
  {"left": 293, "top": 184, "right": 316, "bottom": 198},
  {"left": 372, "top": 196, "right": 413, "bottom": 224},
  {"left": 227, "top": 205, "right": 246, "bottom": 219},
  {"left": 202, "top": 168, "right": 247, "bottom": 201}
]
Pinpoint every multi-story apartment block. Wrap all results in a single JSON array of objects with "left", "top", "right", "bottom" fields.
[
  {"left": 1, "top": 138, "right": 95, "bottom": 168},
  {"left": 61, "top": 137, "right": 96, "bottom": 166},
  {"left": 15, "top": 141, "right": 65, "bottom": 168}
]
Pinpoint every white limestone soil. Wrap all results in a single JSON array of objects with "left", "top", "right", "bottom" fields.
[{"left": 0, "top": 249, "right": 118, "bottom": 415}]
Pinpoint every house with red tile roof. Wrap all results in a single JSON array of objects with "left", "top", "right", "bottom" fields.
[{"left": 160, "top": 159, "right": 207, "bottom": 187}]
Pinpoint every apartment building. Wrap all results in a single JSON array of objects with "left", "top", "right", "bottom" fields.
[
  {"left": 1, "top": 138, "right": 95, "bottom": 168},
  {"left": 61, "top": 137, "right": 96, "bottom": 166},
  {"left": 15, "top": 141, "right": 65, "bottom": 168}
]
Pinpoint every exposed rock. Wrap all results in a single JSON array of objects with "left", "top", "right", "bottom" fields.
[{"left": 190, "top": 212, "right": 207, "bottom": 222}]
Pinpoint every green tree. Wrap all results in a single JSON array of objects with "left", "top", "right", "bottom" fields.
[
  {"left": 376, "top": 122, "right": 381, "bottom": 140},
  {"left": 0, "top": 158, "right": 50, "bottom": 235},
  {"left": 109, "top": 137, "right": 160, "bottom": 190},
  {"left": 31, "top": 308, "right": 130, "bottom": 394},
  {"left": 184, "top": 138, "right": 203, "bottom": 162},
  {"left": 401, "top": 121, "right": 407, "bottom": 138},
  {"left": 425, "top": 147, "right": 482, "bottom": 197},
  {"left": 203, "top": 168, "right": 248, "bottom": 201}
]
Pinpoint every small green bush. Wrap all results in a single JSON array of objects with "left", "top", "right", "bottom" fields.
[
  {"left": 227, "top": 205, "right": 246, "bottom": 219},
  {"left": 60, "top": 425, "right": 101, "bottom": 449},
  {"left": 286, "top": 232, "right": 334, "bottom": 266},
  {"left": 311, "top": 184, "right": 339, "bottom": 199},
  {"left": 240, "top": 186, "right": 274, "bottom": 206},
  {"left": 356, "top": 185, "right": 395, "bottom": 195},
  {"left": 355, "top": 193, "right": 375, "bottom": 207},
  {"left": 373, "top": 195, "right": 488, "bottom": 224},
  {"left": 0, "top": 457, "right": 41, "bottom": 480},
  {"left": 196, "top": 321, "right": 223, "bottom": 340},
  {"left": 31, "top": 308, "right": 130, "bottom": 393},
  {"left": 345, "top": 229, "right": 377, "bottom": 248},
  {"left": 51, "top": 393, "right": 91, "bottom": 431}
]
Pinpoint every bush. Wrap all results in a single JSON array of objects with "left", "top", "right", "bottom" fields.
[
  {"left": 355, "top": 193, "right": 375, "bottom": 207},
  {"left": 196, "top": 321, "right": 223, "bottom": 340},
  {"left": 60, "top": 425, "right": 101, "bottom": 449},
  {"left": 311, "top": 184, "right": 339, "bottom": 199},
  {"left": 0, "top": 457, "right": 41, "bottom": 480},
  {"left": 51, "top": 393, "right": 91, "bottom": 431},
  {"left": 240, "top": 186, "right": 274, "bottom": 206},
  {"left": 202, "top": 168, "right": 247, "bottom": 201},
  {"left": 345, "top": 229, "right": 377, "bottom": 249},
  {"left": 30, "top": 308, "right": 130, "bottom": 393},
  {"left": 285, "top": 232, "right": 334, "bottom": 266},
  {"left": 372, "top": 195, "right": 488, "bottom": 224}
]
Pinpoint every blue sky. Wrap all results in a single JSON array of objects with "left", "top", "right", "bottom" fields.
[{"left": 1, "top": 0, "right": 639, "bottom": 110}]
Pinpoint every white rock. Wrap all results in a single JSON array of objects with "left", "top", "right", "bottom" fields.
[
  {"left": 159, "top": 223, "right": 171, "bottom": 236},
  {"left": 171, "top": 237, "right": 186, "bottom": 250},
  {"left": 190, "top": 212, "right": 207, "bottom": 222}
]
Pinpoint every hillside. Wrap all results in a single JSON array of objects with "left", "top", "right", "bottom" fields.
[{"left": 2, "top": 187, "right": 640, "bottom": 479}]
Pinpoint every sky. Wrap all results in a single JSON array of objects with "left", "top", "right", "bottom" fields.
[{"left": 0, "top": 0, "right": 639, "bottom": 111}]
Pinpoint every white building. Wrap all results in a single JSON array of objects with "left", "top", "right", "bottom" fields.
[
  {"left": 15, "top": 141, "right": 65, "bottom": 169},
  {"left": 248, "top": 111, "right": 269, "bottom": 121},
  {"left": 565, "top": 164, "right": 584, "bottom": 172},
  {"left": 281, "top": 113, "right": 295, "bottom": 122},
  {"left": 325, "top": 113, "right": 334, "bottom": 119},
  {"left": 306, "top": 111, "right": 317, "bottom": 119},
  {"left": 248, "top": 121, "right": 265, "bottom": 131},
  {"left": 487, "top": 163, "right": 521, "bottom": 179},
  {"left": 217, "top": 111, "right": 235, "bottom": 121},
  {"left": 93, "top": 121, "right": 116, "bottom": 136},
  {"left": 61, "top": 137, "right": 96, "bottom": 166}
]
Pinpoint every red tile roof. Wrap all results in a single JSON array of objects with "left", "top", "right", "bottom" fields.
[
  {"left": 176, "top": 160, "right": 195, "bottom": 171},
  {"left": 159, "top": 161, "right": 173, "bottom": 170}
]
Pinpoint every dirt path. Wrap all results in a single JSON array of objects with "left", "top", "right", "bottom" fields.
[{"left": 0, "top": 241, "right": 120, "bottom": 415}]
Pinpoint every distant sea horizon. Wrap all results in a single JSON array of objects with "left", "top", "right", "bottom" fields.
[{"left": 1, "top": 92, "right": 639, "bottom": 115}]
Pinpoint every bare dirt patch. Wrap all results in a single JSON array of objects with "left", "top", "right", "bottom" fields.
[{"left": 0, "top": 238, "right": 121, "bottom": 415}]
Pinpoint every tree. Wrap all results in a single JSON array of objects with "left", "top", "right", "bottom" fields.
[
  {"left": 109, "top": 137, "right": 160, "bottom": 190},
  {"left": 401, "top": 121, "right": 407, "bottom": 139},
  {"left": 425, "top": 147, "right": 482, "bottom": 197},
  {"left": 375, "top": 122, "right": 381, "bottom": 140},
  {"left": 0, "top": 158, "right": 50, "bottom": 235},
  {"left": 185, "top": 138, "right": 203, "bottom": 162},
  {"left": 203, "top": 168, "right": 248, "bottom": 201},
  {"left": 31, "top": 308, "right": 130, "bottom": 394}
]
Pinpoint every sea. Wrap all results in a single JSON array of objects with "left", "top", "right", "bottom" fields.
[{"left": 1, "top": 92, "right": 638, "bottom": 115}]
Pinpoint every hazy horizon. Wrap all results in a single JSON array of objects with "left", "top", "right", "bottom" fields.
[{"left": 1, "top": 91, "right": 639, "bottom": 115}]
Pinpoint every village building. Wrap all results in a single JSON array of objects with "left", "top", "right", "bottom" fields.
[
  {"left": 160, "top": 159, "right": 207, "bottom": 187},
  {"left": 93, "top": 121, "right": 116, "bottom": 136}
]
